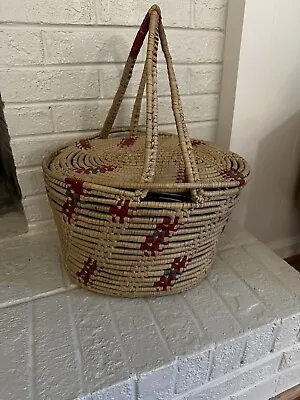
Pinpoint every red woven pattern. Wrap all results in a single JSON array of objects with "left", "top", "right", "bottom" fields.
[
  {"left": 140, "top": 216, "right": 179, "bottom": 256},
  {"left": 109, "top": 200, "right": 135, "bottom": 223},
  {"left": 62, "top": 178, "right": 85, "bottom": 224},
  {"left": 154, "top": 255, "right": 191, "bottom": 291},
  {"left": 76, "top": 257, "right": 98, "bottom": 285}
]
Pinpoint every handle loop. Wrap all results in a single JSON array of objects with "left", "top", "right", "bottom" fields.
[{"left": 100, "top": 4, "right": 203, "bottom": 203}]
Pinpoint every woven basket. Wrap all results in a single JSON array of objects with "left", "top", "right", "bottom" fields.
[{"left": 43, "top": 4, "right": 250, "bottom": 297}]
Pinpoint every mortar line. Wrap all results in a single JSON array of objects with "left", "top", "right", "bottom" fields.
[{"left": 0, "top": 285, "right": 78, "bottom": 310}]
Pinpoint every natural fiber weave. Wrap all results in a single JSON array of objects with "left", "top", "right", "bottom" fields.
[{"left": 43, "top": 4, "right": 250, "bottom": 297}]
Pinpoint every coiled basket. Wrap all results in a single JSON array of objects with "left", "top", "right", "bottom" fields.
[{"left": 43, "top": 4, "right": 250, "bottom": 297}]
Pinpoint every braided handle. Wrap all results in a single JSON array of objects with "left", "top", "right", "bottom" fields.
[{"left": 100, "top": 5, "right": 203, "bottom": 203}]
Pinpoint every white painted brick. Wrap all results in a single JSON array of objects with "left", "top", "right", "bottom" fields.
[
  {"left": 160, "top": 29, "right": 224, "bottom": 64},
  {"left": 208, "top": 257, "right": 267, "bottom": 329},
  {"left": 22, "top": 194, "right": 53, "bottom": 222},
  {"left": 0, "top": 30, "right": 44, "bottom": 66},
  {"left": 33, "top": 294, "right": 81, "bottom": 399},
  {"left": 109, "top": 298, "right": 155, "bottom": 335},
  {"left": 0, "top": 230, "right": 63, "bottom": 304},
  {"left": 231, "top": 375, "right": 278, "bottom": 400},
  {"left": 160, "top": 121, "right": 217, "bottom": 142},
  {"left": 17, "top": 166, "right": 46, "bottom": 197},
  {"left": 0, "top": 0, "right": 95, "bottom": 24},
  {"left": 138, "top": 364, "right": 176, "bottom": 400},
  {"left": 184, "top": 280, "right": 242, "bottom": 343},
  {"left": 0, "top": 69, "right": 100, "bottom": 102},
  {"left": 184, "top": 354, "right": 281, "bottom": 400},
  {"left": 101, "top": 64, "right": 189, "bottom": 98},
  {"left": 91, "top": 379, "right": 133, "bottom": 400},
  {"left": 210, "top": 337, "right": 245, "bottom": 380},
  {"left": 52, "top": 95, "right": 218, "bottom": 133},
  {"left": 183, "top": 121, "right": 217, "bottom": 141},
  {"left": 219, "top": 247, "right": 297, "bottom": 316},
  {"left": 44, "top": 29, "right": 223, "bottom": 64},
  {"left": 69, "top": 290, "right": 130, "bottom": 392},
  {"left": 11, "top": 133, "right": 83, "bottom": 167},
  {"left": 0, "top": 304, "right": 30, "bottom": 400},
  {"left": 175, "top": 350, "right": 211, "bottom": 394},
  {"left": 44, "top": 28, "right": 145, "bottom": 64},
  {"left": 274, "top": 314, "right": 300, "bottom": 351},
  {"left": 148, "top": 296, "right": 210, "bottom": 356},
  {"left": 96, "top": 0, "right": 190, "bottom": 27},
  {"left": 275, "top": 363, "right": 300, "bottom": 396},
  {"left": 244, "top": 242, "right": 300, "bottom": 301},
  {"left": 242, "top": 322, "right": 279, "bottom": 365},
  {"left": 121, "top": 324, "right": 173, "bottom": 372},
  {"left": 194, "top": 0, "right": 228, "bottom": 30},
  {"left": 189, "top": 65, "right": 222, "bottom": 94},
  {"left": 5, "top": 106, "right": 53, "bottom": 136},
  {"left": 279, "top": 344, "right": 300, "bottom": 370}
]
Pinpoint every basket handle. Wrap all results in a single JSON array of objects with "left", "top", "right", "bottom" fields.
[{"left": 100, "top": 5, "right": 203, "bottom": 203}]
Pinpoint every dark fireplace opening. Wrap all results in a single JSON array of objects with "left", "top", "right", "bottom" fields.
[{"left": 0, "top": 93, "right": 27, "bottom": 238}]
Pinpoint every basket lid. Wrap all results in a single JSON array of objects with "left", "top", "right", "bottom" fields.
[{"left": 45, "top": 131, "right": 250, "bottom": 192}]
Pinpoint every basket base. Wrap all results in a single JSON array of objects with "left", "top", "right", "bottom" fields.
[{"left": 63, "top": 263, "right": 210, "bottom": 298}]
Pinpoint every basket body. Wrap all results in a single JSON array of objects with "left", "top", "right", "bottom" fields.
[{"left": 43, "top": 5, "right": 250, "bottom": 297}]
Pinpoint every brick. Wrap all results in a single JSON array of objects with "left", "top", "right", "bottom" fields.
[
  {"left": 91, "top": 379, "right": 133, "bottom": 400},
  {"left": 44, "top": 29, "right": 223, "bottom": 64},
  {"left": 0, "top": 69, "right": 100, "bottom": 102},
  {"left": 148, "top": 296, "right": 209, "bottom": 356},
  {"left": 242, "top": 322, "right": 279, "bottom": 365},
  {"left": 0, "top": 0, "right": 95, "bottom": 24},
  {"left": 219, "top": 247, "right": 297, "bottom": 316},
  {"left": 189, "top": 65, "right": 222, "bottom": 94},
  {"left": 231, "top": 376, "right": 278, "bottom": 400},
  {"left": 184, "top": 354, "right": 281, "bottom": 400},
  {"left": 159, "top": 121, "right": 217, "bottom": 142},
  {"left": 44, "top": 28, "right": 145, "bottom": 64},
  {"left": 69, "top": 290, "right": 130, "bottom": 392},
  {"left": 138, "top": 364, "right": 176, "bottom": 400},
  {"left": 96, "top": 0, "right": 190, "bottom": 27},
  {"left": 0, "top": 304, "right": 30, "bottom": 400},
  {"left": 208, "top": 257, "right": 267, "bottom": 329},
  {"left": 158, "top": 29, "right": 224, "bottom": 63},
  {"left": 275, "top": 363, "right": 300, "bottom": 396},
  {"left": 244, "top": 242, "right": 300, "bottom": 301},
  {"left": 52, "top": 95, "right": 218, "bottom": 133},
  {"left": 11, "top": 133, "right": 83, "bottom": 167},
  {"left": 22, "top": 194, "right": 53, "bottom": 222},
  {"left": 175, "top": 350, "right": 211, "bottom": 394},
  {"left": 109, "top": 298, "right": 155, "bottom": 335},
  {"left": 210, "top": 337, "right": 245, "bottom": 380},
  {"left": 184, "top": 280, "right": 242, "bottom": 343},
  {"left": 101, "top": 64, "right": 189, "bottom": 98},
  {"left": 194, "top": 0, "right": 227, "bottom": 30},
  {"left": 5, "top": 106, "right": 53, "bottom": 136},
  {"left": 274, "top": 314, "right": 300, "bottom": 351},
  {"left": 52, "top": 100, "right": 112, "bottom": 132},
  {"left": 0, "top": 230, "right": 64, "bottom": 304},
  {"left": 17, "top": 166, "right": 46, "bottom": 197},
  {"left": 0, "top": 30, "right": 43, "bottom": 66},
  {"left": 121, "top": 324, "right": 173, "bottom": 372},
  {"left": 279, "top": 344, "right": 300, "bottom": 370},
  {"left": 33, "top": 294, "right": 81, "bottom": 399}
]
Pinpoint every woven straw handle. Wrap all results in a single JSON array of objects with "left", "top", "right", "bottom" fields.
[{"left": 100, "top": 5, "right": 202, "bottom": 203}]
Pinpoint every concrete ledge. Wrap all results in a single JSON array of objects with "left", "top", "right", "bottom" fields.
[{"left": 1, "top": 219, "right": 300, "bottom": 400}]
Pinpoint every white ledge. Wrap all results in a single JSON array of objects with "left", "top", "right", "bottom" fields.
[{"left": 1, "top": 220, "right": 300, "bottom": 400}]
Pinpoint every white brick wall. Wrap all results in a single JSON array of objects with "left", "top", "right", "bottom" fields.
[{"left": 0, "top": 0, "right": 226, "bottom": 224}]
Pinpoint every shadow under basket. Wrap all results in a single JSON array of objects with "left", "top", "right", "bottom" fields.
[{"left": 42, "top": 5, "right": 250, "bottom": 297}]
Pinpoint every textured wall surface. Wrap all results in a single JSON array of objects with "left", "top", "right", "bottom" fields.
[
  {"left": 0, "top": 220, "right": 300, "bottom": 400},
  {"left": 0, "top": 0, "right": 227, "bottom": 225}
]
